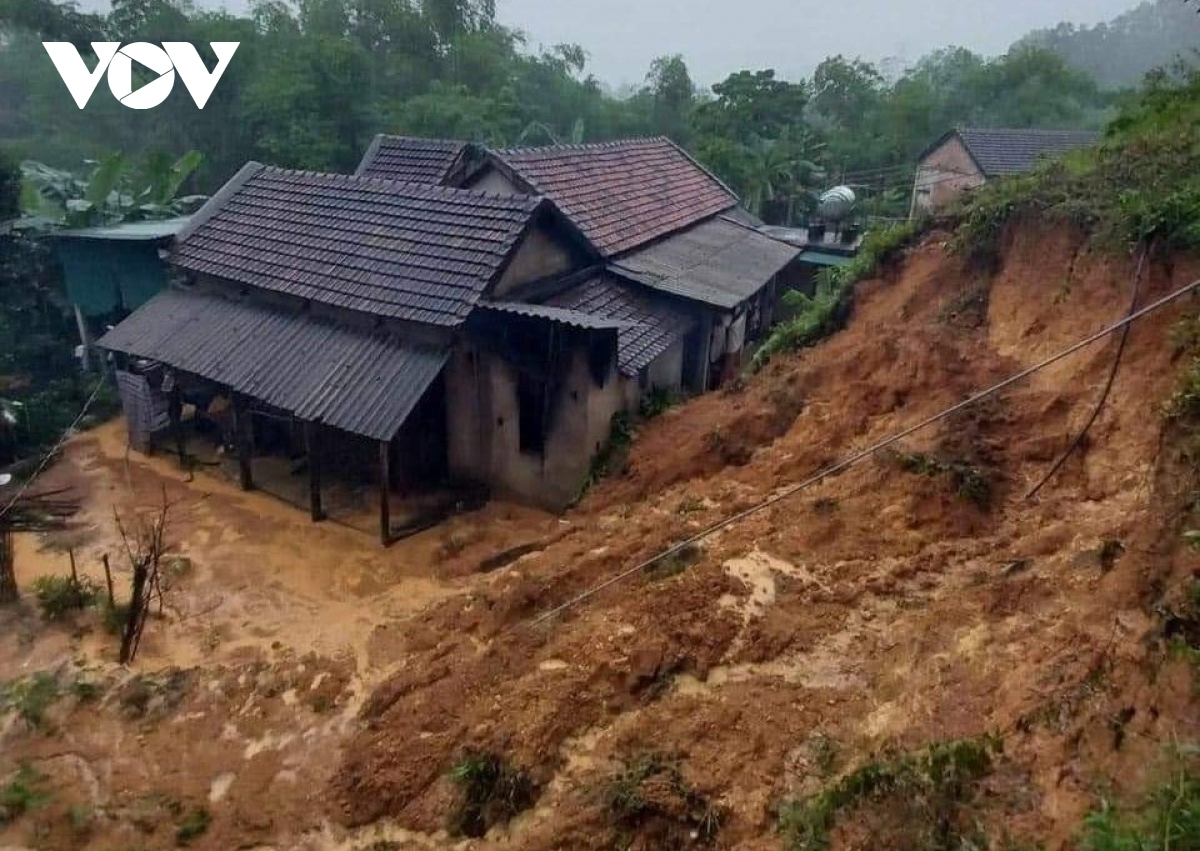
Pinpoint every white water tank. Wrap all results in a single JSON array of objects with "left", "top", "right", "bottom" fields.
[{"left": 818, "top": 186, "right": 857, "bottom": 223}]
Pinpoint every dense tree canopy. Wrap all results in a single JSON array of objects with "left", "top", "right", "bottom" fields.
[
  {"left": 1020, "top": 0, "right": 1200, "bottom": 91},
  {"left": 1, "top": 0, "right": 1127, "bottom": 221}
]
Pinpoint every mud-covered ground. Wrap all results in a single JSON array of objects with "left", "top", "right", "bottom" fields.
[{"left": 2, "top": 224, "right": 1198, "bottom": 850}]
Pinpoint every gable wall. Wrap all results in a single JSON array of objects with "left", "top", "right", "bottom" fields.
[{"left": 913, "top": 136, "right": 986, "bottom": 213}]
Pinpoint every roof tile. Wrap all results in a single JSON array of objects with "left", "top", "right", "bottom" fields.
[{"left": 491, "top": 137, "right": 737, "bottom": 256}]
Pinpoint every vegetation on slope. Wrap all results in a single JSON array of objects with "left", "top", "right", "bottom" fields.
[{"left": 952, "top": 65, "right": 1200, "bottom": 263}]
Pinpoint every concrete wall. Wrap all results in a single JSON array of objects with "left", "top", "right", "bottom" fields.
[
  {"left": 913, "top": 136, "right": 986, "bottom": 213},
  {"left": 445, "top": 338, "right": 624, "bottom": 508},
  {"left": 470, "top": 167, "right": 522, "bottom": 195},
  {"left": 645, "top": 339, "right": 684, "bottom": 392},
  {"left": 492, "top": 225, "right": 576, "bottom": 297}
]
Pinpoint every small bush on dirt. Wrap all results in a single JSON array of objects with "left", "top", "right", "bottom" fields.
[
  {"left": 175, "top": 806, "right": 211, "bottom": 845},
  {"left": 447, "top": 751, "right": 537, "bottom": 838},
  {"left": 605, "top": 753, "right": 724, "bottom": 850},
  {"left": 893, "top": 451, "right": 993, "bottom": 508},
  {"left": 1, "top": 671, "right": 61, "bottom": 729},
  {"left": 753, "top": 220, "right": 926, "bottom": 369},
  {"left": 778, "top": 734, "right": 1002, "bottom": 851},
  {"left": 29, "top": 573, "right": 101, "bottom": 620},
  {"left": 98, "top": 598, "right": 130, "bottom": 635},
  {"left": 643, "top": 542, "right": 703, "bottom": 581},
  {"left": 1081, "top": 748, "right": 1200, "bottom": 851},
  {"left": 0, "top": 764, "right": 51, "bottom": 823},
  {"left": 577, "top": 411, "right": 635, "bottom": 499},
  {"left": 639, "top": 387, "right": 679, "bottom": 419}
]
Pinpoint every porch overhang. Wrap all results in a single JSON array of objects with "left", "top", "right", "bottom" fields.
[{"left": 97, "top": 287, "right": 448, "bottom": 442}]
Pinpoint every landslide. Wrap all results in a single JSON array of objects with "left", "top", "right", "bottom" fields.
[{"left": 331, "top": 222, "right": 1200, "bottom": 850}]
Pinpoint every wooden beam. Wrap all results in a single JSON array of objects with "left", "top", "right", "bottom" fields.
[
  {"left": 232, "top": 396, "right": 254, "bottom": 491},
  {"left": 306, "top": 421, "right": 324, "bottom": 522},
  {"left": 379, "top": 440, "right": 392, "bottom": 546},
  {"left": 168, "top": 385, "right": 186, "bottom": 469}
]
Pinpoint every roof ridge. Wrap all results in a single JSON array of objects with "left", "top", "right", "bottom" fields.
[
  {"left": 254, "top": 164, "right": 542, "bottom": 203},
  {"left": 958, "top": 126, "right": 1101, "bottom": 135},
  {"left": 372, "top": 132, "right": 469, "bottom": 146},
  {"left": 491, "top": 135, "right": 672, "bottom": 157}
]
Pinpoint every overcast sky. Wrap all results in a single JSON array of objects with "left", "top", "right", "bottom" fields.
[{"left": 79, "top": 0, "right": 1144, "bottom": 88}]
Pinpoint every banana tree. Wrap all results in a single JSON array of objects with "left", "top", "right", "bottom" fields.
[{"left": 19, "top": 150, "right": 207, "bottom": 229}]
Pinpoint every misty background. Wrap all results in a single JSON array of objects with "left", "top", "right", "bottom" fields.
[{"left": 68, "top": 0, "right": 1147, "bottom": 86}]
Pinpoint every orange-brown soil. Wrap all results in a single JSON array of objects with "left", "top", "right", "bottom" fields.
[{"left": 2, "top": 223, "right": 1198, "bottom": 850}]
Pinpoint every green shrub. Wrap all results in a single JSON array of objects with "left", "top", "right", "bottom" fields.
[
  {"left": 779, "top": 735, "right": 1002, "bottom": 851},
  {"left": 1, "top": 672, "right": 61, "bottom": 728},
  {"left": 0, "top": 764, "right": 50, "bottom": 823},
  {"left": 29, "top": 573, "right": 101, "bottom": 620},
  {"left": 175, "top": 806, "right": 211, "bottom": 845},
  {"left": 447, "top": 751, "right": 537, "bottom": 838},
  {"left": 606, "top": 753, "right": 724, "bottom": 848},
  {"left": 1081, "top": 753, "right": 1199, "bottom": 851}
]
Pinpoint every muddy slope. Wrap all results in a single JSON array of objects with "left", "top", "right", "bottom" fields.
[{"left": 332, "top": 225, "right": 1200, "bottom": 850}]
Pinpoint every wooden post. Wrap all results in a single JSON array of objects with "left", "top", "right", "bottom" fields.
[
  {"left": 306, "top": 421, "right": 324, "bottom": 523},
  {"left": 168, "top": 385, "right": 186, "bottom": 468},
  {"left": 379, "top": 440, "right": 391, "bottom": 546},
  {"left": 232, "top": 396, "right": 253, "bottom": 491}
]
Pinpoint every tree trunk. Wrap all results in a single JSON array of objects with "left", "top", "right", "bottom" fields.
[{"left": 0, "top": 533, "right": 16, "bottom": 604}]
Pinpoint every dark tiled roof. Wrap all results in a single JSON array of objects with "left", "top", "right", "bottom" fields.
[
  {"left": 950, "top": 128, "right": 1100, "bottom": 177},
  {"left": 610, "top": 215, "right": 800, "bottom": 309},
  {"left": 355, "top": 135, "right": 467, "bottom": 184},
  {"left": 98, "top": 288, "right": 447, "bottom": 441},
  {"left": 490, "top": 137, "right": 738, "bottom": 256},
  {"left": 479, "top": 300, "right": 629, "bottom": 329},
  {"left": 546, "top": 271, "right": 697, "bottom": 376},
  {"left": 173, "top": 164, "right": 545, "bottom": 327}
]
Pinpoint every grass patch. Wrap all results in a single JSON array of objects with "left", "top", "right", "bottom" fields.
[
  {"left": 605, "top": 753, "right": 724, "bottom": 850},
  {"left": 0, "top": 671, "right": 61, "bottom": 729},
  {"left": 29, "top": 573, "right": 102, "bottom": 620},
  {"left": 1081, "top": 748, "right": 1199, "bottom": 851},
  {"left": 778, "top": 734, "right": 1002, "bottom": 851},
  {"left": 175, "top": 806, "right": 211, "bottom": 845},
  {"left": 447, "top": 751, "right": 537, "bottom": 838},
  {"left": 0, "top": 764, "right": 51, "bottom": 823},
  {"left": 754, "top": 220, "right": 926, "bottom": 369}
]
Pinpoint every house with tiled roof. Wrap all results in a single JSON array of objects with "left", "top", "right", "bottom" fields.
[
  {"left": 97, "top": 136, "right": 808, "bottom": 531},
  {"left": 912, "top": 127, "right": 1101, "bottom": 213},
  {"left": 455, "top": 137, "right": 802, "bottom": 389},
  {"left": 98, "top": 163, "right": 630, "bottom": 529}
]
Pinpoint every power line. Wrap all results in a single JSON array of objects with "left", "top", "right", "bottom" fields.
[
  {"left": 531, "top": 275, "right": 1200, "bottom": 626},
  {"left": 0, "top": 377, "right": 106, "bottom": 521}
]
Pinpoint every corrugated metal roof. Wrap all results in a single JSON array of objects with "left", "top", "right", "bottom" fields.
[
  {"left": 172, "top": 164, "right": 546, "bottom": 327},
  {"left": 490, "top": 137, "right": 738, "bottom": 256},
  {"left": 545, "top": 271, "right": 697, "bottom": 376},
  {"left": 98, "top": 288, "right": 447, "bottom": 441},
  {"left": 610, "top": 215, "right": 801, "bottom": 309},
  {"left": 480, "top": 300, "right": 629, "bottom": 329},
  {"left": 355, "top": 135, "right": 467, "bottom": 184},
  {"left": 797, "top": 249, "right": 853, "bottom": 267},
  {"left": 55, "top": 216, "right": 191, "bottom": 241}
]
